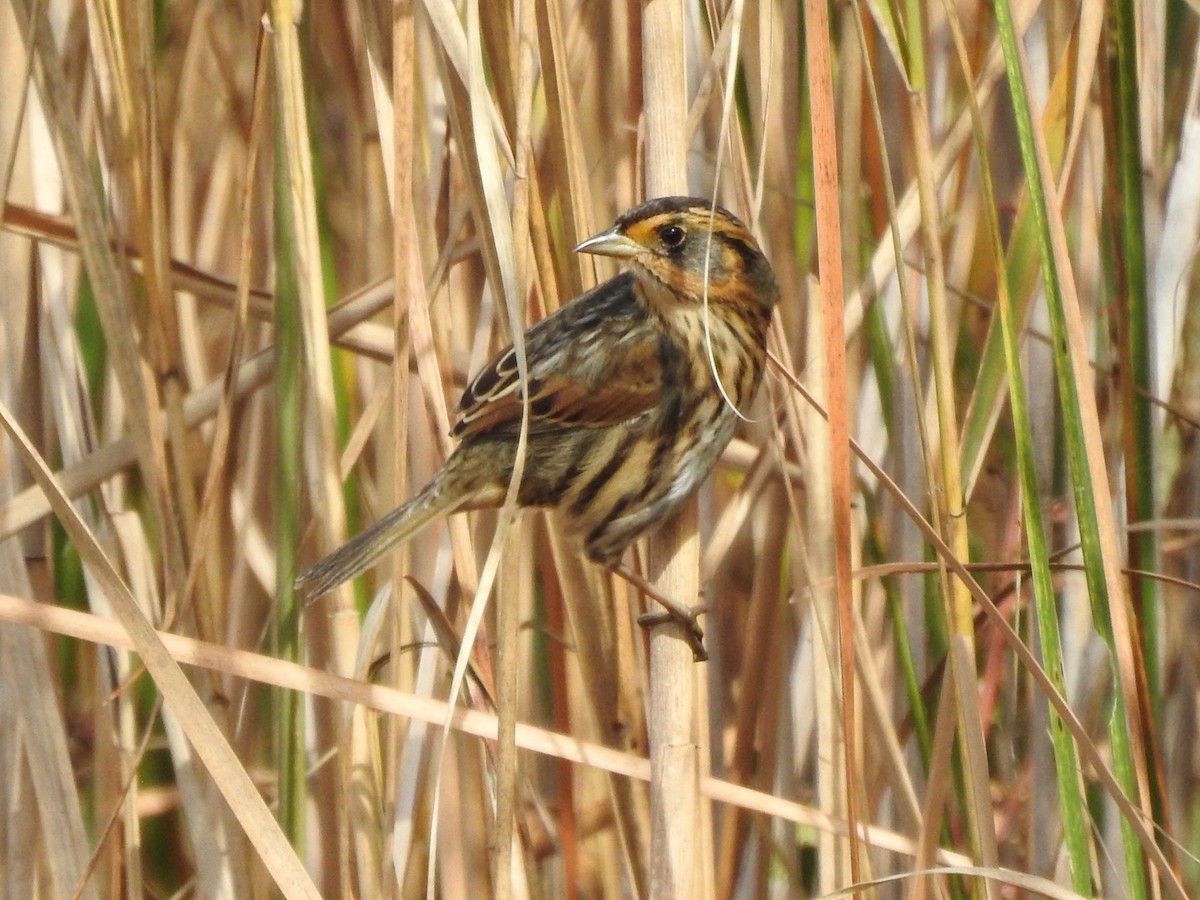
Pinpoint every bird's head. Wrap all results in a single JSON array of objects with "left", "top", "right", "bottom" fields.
[{"left": 574, "top": 197, "right": 779, "bottom": 312}]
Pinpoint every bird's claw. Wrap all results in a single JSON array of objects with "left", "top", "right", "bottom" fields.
[{"left": 637, "top": 605, "right": 708, "bottom": 662}]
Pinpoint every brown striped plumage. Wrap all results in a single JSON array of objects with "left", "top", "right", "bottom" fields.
[{"left": 297, "top": 197, "right": 779, "bottom": 656}]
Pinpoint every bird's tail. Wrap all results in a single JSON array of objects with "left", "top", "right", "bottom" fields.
[{"left": 295, "top": 469, "right": 470, "bottom": 600}]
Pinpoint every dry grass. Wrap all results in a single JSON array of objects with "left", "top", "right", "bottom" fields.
[{"left": 2, "top": 0, "right": 1199, "bottom": 897}]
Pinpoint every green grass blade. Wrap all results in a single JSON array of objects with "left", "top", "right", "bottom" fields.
[{"left": 991, "top": 1, "right": 1150, "bottom": 894}]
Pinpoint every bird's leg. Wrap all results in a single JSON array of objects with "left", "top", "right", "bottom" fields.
[{"left": 611, "top": 563, "right": 708, "bottom": 662}]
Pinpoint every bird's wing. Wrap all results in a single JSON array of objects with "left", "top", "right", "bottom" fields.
[{"left": 452, "top": 274, "right": 662, "bottom": 438}]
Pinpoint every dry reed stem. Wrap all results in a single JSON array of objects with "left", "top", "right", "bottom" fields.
[
  {"left": 0, "top": 406, "right": 321, "bottom": 898},
  {"left": 0, "top": 589, "right": 982, "bottom": 868},
  {"left": 641, "top": 1, "right": 702, "bottom": 898}
]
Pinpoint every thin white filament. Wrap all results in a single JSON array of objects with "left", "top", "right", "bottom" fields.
[{"left": 700, "top": 0, "right": 755, "bottom": 424}]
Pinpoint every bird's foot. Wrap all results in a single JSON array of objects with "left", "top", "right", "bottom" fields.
[
  {"left": 611, "top": 563, "right": 709, "bottom": 662},
  {"left": 636, "top": 605, "right": 708, "bottom": 662}
]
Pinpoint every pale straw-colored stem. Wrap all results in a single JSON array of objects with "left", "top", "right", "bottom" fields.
[{"left": 642, "top": 2, "right": 701, "bottom": 897}]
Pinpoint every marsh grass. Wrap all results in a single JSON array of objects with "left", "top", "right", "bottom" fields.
[{"left": 1, "top": 1, "right": 1198, "bottom": 897}]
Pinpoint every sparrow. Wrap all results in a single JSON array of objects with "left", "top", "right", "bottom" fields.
[{"left": 297, "top": 196, "right": 780, "bottom": 660}]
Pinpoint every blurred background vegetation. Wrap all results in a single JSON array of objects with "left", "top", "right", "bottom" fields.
[{"left": 1, "top": 0, "right": 1198, "bottom": 897}]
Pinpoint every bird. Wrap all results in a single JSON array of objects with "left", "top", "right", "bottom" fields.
[{"left": 296, "top": 196, "right": 780, "bottom": 660}]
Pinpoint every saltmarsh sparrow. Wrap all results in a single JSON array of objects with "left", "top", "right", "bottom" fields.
[{"left": 297, "top": 196, "right": 780, "bottom": 659}]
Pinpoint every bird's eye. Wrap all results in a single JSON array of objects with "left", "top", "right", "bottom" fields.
[{"left": 659, "top": 224, "right": 686, "bottom": 248}]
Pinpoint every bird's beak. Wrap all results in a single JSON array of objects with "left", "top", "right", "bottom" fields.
[{"left": 573, "top": 227, "right": 642, "bottom": 259}]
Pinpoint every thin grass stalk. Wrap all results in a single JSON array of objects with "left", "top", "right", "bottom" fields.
[
  {"left": 533, "top": 0, "right": 596, "bottom": 300},
  {"left": 992, "top": 1, "right": 1154, "bottom": 894},
  {"left": 1153, "top": 62, "right": 1200, "bottom": 886},
  {"left": 546, "top": 530, "right": 651, "bottom": 893},
  {"left": 10, "top": 0, "right": 180, "bottom": 595},
  {"left": 958, "top": 166, "right": 1055, "bottom": 500},
  {"left": 902, "top": 8, "right": 1001, "bottom": 890},
  {"left": 803, "top": 0, "right": 863, "bottom": 889},
  {"left": 851, "top": 609, "right": 925, "bottom": 826},
  {"left": 532, "top": 522, "right": 584, "bottom": 896},
  {"left": 800, "top": 274, "right": 848, "bottom": 893},
  {"left": 431, "top": 3, "right": 531, "bottom": 896},
  {"left": 96, "top": 0, "right": 202, "bottom": 625},
  {"left": 14, "top": 2, "right": 196, "bottom": 889},
  {"left": 852, "top": 46, "right": 969, "bottom": 890},
  {"left": 271, "top": 60, "right": 306, "bottom": 850},
  {"left": 715, "top": 489, "right": 789, "bottom": 896},
  {"left": 495, "top": 525, "right": 521, "bottom": 900},
  {"left": 768, "top": 358, "right": 1187, "bottom": 900},
  {"left": 383, "top": 0, "right": 418, "bottom": 893},
  {"left": 0, "top": 405, "right": 323, "bottom": 898},
  {"left": 269, "top": 0, "right": 355, "bottom": 606},
  {"left": 875, "top": 533, "right": 933, "bottom": 761},
  {"left": 0, "top": 275, "right": 402, "bottom": 542},
  {"left": 850, "top": 9, "right": 940, "bottom": 797},
  {"left": 1107, "top": 0, "right": 1164, "bottom": 803},
  {"left": 0, "top": 586, "right": 990, "bottom": 868},
  {"left": 167, "top": 26, "right": 273, "bottom": 899},
  {"left": 985, "top": 105, "right": 1098, "bottom": 900},
  {"left": 0, "top": 21, "right": 100, "bottom": 892},
  {"left": 177, "top": 27, "right": 269, "bottom": 677},
  {"left": 0, "top": 16, "right": 32, "bottom": 194},
  {"left": 940, "top": 4, "right": 1096, "bottom": 892},
  {"left": 0, "top": 558, "right": 98, "bottom": 900},
  {"left": 913, "top": 661, "right": 961, "bottom": 899},
  {"left": 641, "top": 0, "right": 700, "bottom": 897},
  {"left": 491, "top": 0, "right": 539, "bottom": 891},
  {"left": 956, "top": 1, "right": 1108, "bottom": 501},
  {"left": 273, "top": 6, "right": 374, "bottom": 888},
  {"left": 858, "top": 0, "right": 1043, "bottom": 492}
]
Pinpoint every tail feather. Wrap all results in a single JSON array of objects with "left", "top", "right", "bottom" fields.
[{"left": 295, "top": 474, "right": 467, "bottom": 599}]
